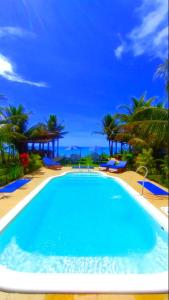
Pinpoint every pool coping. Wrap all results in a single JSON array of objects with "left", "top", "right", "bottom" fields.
[{"left": 0, "top": 170, "right": 168, "bottom": 294}]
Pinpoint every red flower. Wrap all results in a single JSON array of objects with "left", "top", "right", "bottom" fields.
[{"left": 19, "top": 153, "right": 29, "bottom": 168}]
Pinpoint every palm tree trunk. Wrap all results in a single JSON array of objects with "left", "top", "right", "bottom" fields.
[
  {"left": 109, "top": 140, "right": 113, "bottom": 157},
  {"left": 112, "top": 140, "right": 114, "bottom": 156},
  {"left": 1, "top": 149, "right": 5, "bottom": 164},
  {"left": 108, "top": 140, "right": 111, "bottom": 156},
  {"left": 47, "top": 142, "right": 50, "bottom": 157},
  {"left": 52, "top": 139, "right": 55, "bottom": 158},
  {"left": 7, "top": 146, "right": 11, "bottom": 162},
  {"left": 56, "top": 139, "right": 59, "bottom": 157},
  {"left": 115, "top": 141, "right": 117, "bottom": 154}
]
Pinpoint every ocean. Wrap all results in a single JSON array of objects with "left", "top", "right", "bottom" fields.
[{"left": 28, "top": 143, "right": 129, "bottom": 157}]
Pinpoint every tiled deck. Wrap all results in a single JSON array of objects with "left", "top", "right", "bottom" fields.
[{"left": 0, "top": 167, "right": 168, "bottom": 300}]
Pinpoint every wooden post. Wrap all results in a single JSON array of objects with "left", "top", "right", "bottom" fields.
[
  {"left": 111, "top": 140, "right": 113, "bottom": 156},
  {"left": 115, "top": 141, "right": 117, "bottom": 154},
  {"left": 121, "top": 142, "right": 124, "bottom": 154},
  {"left": 52, "top": 139, "right": 55, "bottom": 158},
  {"left": 47, "top": 142, "right": 50, "bottom": 157},
  {"left": 56, "top": 139, "right": 59, "bottom": 157}
]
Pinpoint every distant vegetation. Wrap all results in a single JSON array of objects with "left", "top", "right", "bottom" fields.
[{"left": 0, "top": 104, "right": 66, "bottom": 185}]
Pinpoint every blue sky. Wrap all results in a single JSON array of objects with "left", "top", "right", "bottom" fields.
[{"left": 0, "top": 0, "right": 168, "bottom": 146}]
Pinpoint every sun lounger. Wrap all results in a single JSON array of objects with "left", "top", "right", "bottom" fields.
[
  {"left": 99, "top": 160, "right": 116, "bottom": 170},
  {"left": 0, "top": 179, "right": 31, "bottom": 193},
  {"left": 138, "top": 181, "right": 169, "bottom": 195},
  {"left": 108, "top": 161, "right": 127, "bottom": 172},
  {"left": 42, "top": 157, "right": 62, "bottom": 170}
]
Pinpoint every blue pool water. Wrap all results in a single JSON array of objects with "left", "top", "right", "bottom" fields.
[{"left": 0, "top": 172, "right": 168, "bottom": 274}]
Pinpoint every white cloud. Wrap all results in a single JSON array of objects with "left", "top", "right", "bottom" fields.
[
  {"left": 114, "top": 0, "right": 168, "bottom": 59},
  {"left": 114, "top": 45, "right": 125, "bottom": 59},
  {"left": 0, "top": 26, "right": 35, "bottom": 38},
  {"left": 0, "top": 54, "right": 47, "bottom": 87},
  {"left": 0, "top": 26, "right": 46, "bottom": 87}
]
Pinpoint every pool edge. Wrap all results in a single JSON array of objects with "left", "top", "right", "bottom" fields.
[{"left": 0, "top": 170, "right": 168, "bottom": 293}]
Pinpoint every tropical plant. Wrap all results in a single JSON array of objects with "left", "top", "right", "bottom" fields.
[
  {"left": 0, "top": 163, "right": 24, "bottom": 186},
  {"left": 128, "top": 106, "right": 169, "bottom": 152},
  {"left": 1, "top": 104, "right": 29, "bottom": 133},
  {"left": 0, "top": 124, "right": 25, "bottom": 163},
  {"left": 115, "top": 94, "right": 157, "bottom": 148},
  {"left": 46, "top": 115, "right": 67, "bottom": 157},
  {"left": 135, "top": 148, "right": 156, "bottom": 174},
  {"left": 28, "top": 154, "right": 42, "bottom": 172},
  {"left": 27, "top": 123, "right": 49, "bottom": 138},
  {"left": 0, "top": 102, "right": 68, "bottom": 186},
  {"left": 121, "top": 151, "right": 135, "bottom": 169},
  {"left": 160, "top": 155, "right": 169, "bottom": 177},
  {"left": 154, "top": 59, "right": 169, "bottom": 93},
  {"left": 0, "top": 105, "right": 30, "bottom": 153},
  {"left": 117, "top": 93, "right": 155, "bottom": 123},
  {"left": 95, "top": 114, "right": 119, "bottom": 156}
]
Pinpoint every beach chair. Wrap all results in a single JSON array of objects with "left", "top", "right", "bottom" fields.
[
  {"left": 138, "top": 181, "right": 169, "bottom": 196},
  {"left": 99, "top": 160, "right": 116, "bottom": 170},
  {"left": 108, "top": 161, "right": 127, "bottom": 173},
  {"left": 0, "top": 179, "right": 31, "bottom": 193},
  {"left": 42, "top": 157, "right": 62, "bottom": 170}
]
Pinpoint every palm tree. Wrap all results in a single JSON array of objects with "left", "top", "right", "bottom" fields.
[
  {"left": 46, "top": 115, "right": 67, "bottom": 157},
  {"left": 2, "top": 105, "right": 29, "bottom": 133},
  {"left": 117, "top": 93, "right": 156, "bottom": 123},
  {"left": 129, "top": 106, "right": 168, "bottom": 144},
  {"left": 0, "top": 105, "right": 29, "bottom": 153},
  {"left": 96, "top": 114, "right": 119, "bottom": 156},
  {"left": 115, "top": 94, "right": 157, "bottom": 148},
  {"left": 0, "top": 124, "right": 24, "bottom": 163},
  {"left": 27, "top": 123, "right": 48, "bottom": 138},
  {"left": 119, "top": 106, "right": 169, "bottom": 157},
  {"left": 154, "top": 59, "right": 169, "bottom": 93}
]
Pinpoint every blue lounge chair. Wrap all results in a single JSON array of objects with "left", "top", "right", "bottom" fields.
[
  {"left": 42, "top": 157, "right": 62, "bottom": 170},
  {"left": 108, "top": 161, "right": 127, "bottom": 172},
  {"left": 138, "top": 181, "right": 169, "bottom": 196},
  {"left": 99, "top": 160, "right": 116, "bottom": 170},
  {"left": 0, "top": 178, "right": 31, "bottom": 193}
]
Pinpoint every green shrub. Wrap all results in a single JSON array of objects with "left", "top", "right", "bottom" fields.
[
  {"left": 99, "top": 153, "right": 109, "bottom": 163},
  {"left": 79, "top": 156, "right": 93, "bottom": 166},
  {"left": 28, "top": 154, "right": 42, "bottom": 172},
  {"left": 147, "top": 174, "right": 169, "bottom": 188},
  {"left": 160, "top": 155, "right": 169, "bottom": 177},
  {"left": 121, "top": 151, "right": 135, "bottom": 169},
  {"left": 0, "top": 167, "right": 8, "bottom": 186},
  {"left": 135, "top": 148, "right": 156, "bottom": 175},
  {"left": 0, "top": 163, "right": 24, "bottom": 186}
]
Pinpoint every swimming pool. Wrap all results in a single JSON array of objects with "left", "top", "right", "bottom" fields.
[{"left": 0, "top": 171, "right": 168, "bottom": 293}]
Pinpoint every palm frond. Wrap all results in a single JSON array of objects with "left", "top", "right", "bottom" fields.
[
  {"left": 117, "top": 104, "right": 133, "bottom": 115},
  {"left": 128, "top": 137, "right": 148, "bottom": 147}
]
